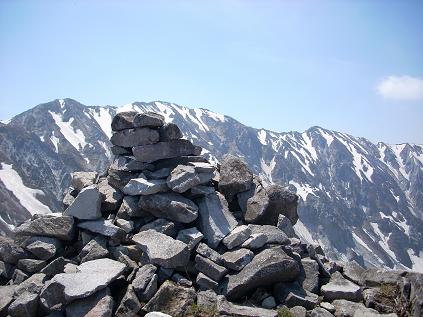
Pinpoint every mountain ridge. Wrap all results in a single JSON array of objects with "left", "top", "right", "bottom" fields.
[{"left": 0, "top": 98, "right": 422, "bottom": 273}]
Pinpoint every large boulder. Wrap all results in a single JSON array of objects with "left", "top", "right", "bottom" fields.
[
  {"left": 23, "top": 236, "right": 62, "bottom": 261},
  {"left": 40, "top": 259, "right": 125, "bottom": 311},
  {"left": 110, "top": 127, "right": 159, "bottom": 147},
  {"left": 166, "top": 165, "right": 212, "bottom": 193},
  {"left": 321, "top": 272, "right": 363, "bottom": 302},
  {"left": 138, "top": 192, "right": 198, "bottom": 223},
  {"left": 133, "top": 112, "right": 164, "bottom": 128},
  {"left": 222, "top": 247, "right": 300, "bottom": 300},
  {"left": 132, "top": 139, "right": 198, "bottom": 163},
  {"left": 143, "top": 281, "right": 196, "bottom": 316},
  {"left": 63, "top": 185, "right": 102, "bottom": 220},
  {"left": 299, "top": 258, "right": 320, "bottom": 294},
  {"left": 132, "top": 230, "right": 190, "bottom": 268},
  {"left": 111, "top": 111, "right": 137, "bottom": 131},
  {"left": 196, "top": 192, "right": 237, "bottom": 248},
  {"left": 15, "top": 215, "right": 75, "bottom": 241},
  {"left": 218, "top": 154, "right": 253, "bottom": 201},
  {"left": 245, "top": 185, "right": 299, "bottom": 225},
  {"left": 159, "top": 123, "right": 183, "bottom": 141}
]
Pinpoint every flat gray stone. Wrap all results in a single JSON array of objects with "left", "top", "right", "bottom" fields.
[
  {"left": 98, "top": 179, "right": 123, "bottom": 211},
  {"left": 40, "top": 257, "right": 74, "bottom": 277},
  {"left": 195, "top": 242, "right": 224, "bottom": 265},
  {"left": 116, "top": 195, "right": 147, "bottom": 219},
  {"left": 23, "top": 236, "right": 62, "bottom": 260},
  {"left": 64, "top": 185, "right": 102, "bottom": 220},
  {"left": 321, "top": 272, "right": 362, "bottom": 302},
  {"left": 166, "top": 165, "right": 200, "bottom": 193},
  {"left": 159, "top": 123, "right": 183, "bottom": 141},
  {"left": 222, "top": 225, "right": 251, "bottom": 250},
  {"left": 197, "top": 290, "right": 218, "bottom": 308},
  {"left": 223, "top": 247, "right": 300, "bottom": 300},
  {"left": 195, "top": 255, "right": 228, "bottom": 281},
  {"left": 109, "top": 156, "right": 154, "bottom": 172},
  {"left": 138, "top": 274, "right": 158, "bottom": 302},
  {"left": 8, "top": 292, "right": 39, "bottom": 317},
  {"left": 123, "top": 174, "right": 168, "bottom": 195},
  {"left": 40, "top": 258, "right": 125, "bottom": 311},
  {"left": 310, "top": 307, "right": 335, "bottom": 317},
  {"left": 115, "top": 285, "right": 141, "bottom": 317},
  {"left": 133, "top": 264, "right": 157, "bottom": 297},
  {"left": 111, "top": 111, "right": 137, "bottom": 131},
  {"left": 78, "top": 220, "right": 126, "bottom": 240},
  {"left": 222, "top": 248, "right": 254, "bottom": 271},
  {"left": 132, "top": 230, "right": 189, "bottom": 268},
  {"left": 115, "top": 218, "right": 134, "bottom": 233},
  {"left": 277, "top": 214, "right": 297, "bottom": 238},
  {"left": 332, "top": 299, "right": 378, "bottom": 317},
  {"left": 0, "top": 285, "right": 16, "bottom": 315},
  {"left": 342, "top": 260, "right": 365, "bottom": 286},
  {"left": 196, "top": 272, "right": 218, "bottom": 291},
  {"left": 241, "top": 233, "right": 267, "bottom": 249},
  {"left": 218, "top": 154, "right": 253, "bottom": 201},
  {"left": 216, "top": 295, "right": 277, "bottom": 317},
  {"left": 299, "top": 258, "right": 320, "bottom": 294},
  {"left": 17, "top": 259, "right": 47, "bottom": 273},
  {"left": 138, "top": 192, "right": 198, "bottom": 223},
  {"left": 274, "top": 281, "right": 318, "bottom": 310},
  {"left": 144, "top": 168, "right": 171, "bottom": 180},
  {"left": 66, "top": 288, "right": 113, "bottom": 317},
  {"left": 111, "top": 127, "right": 159, "bottom": 147},
  {"left": 140, "top": 219, "right": 177, "bottom": 237},
  {"left": 248, "top": 224, "right": 289, "bottom": 244},
  {"left": 176, "top": 227, "right": 203, "bottom": 251},
  {"left": 14, "top": 273, "right": 47, "bottom": 296},
  {"left": 78, "top": 236, "right": 109, "bottom": 263},
  {"left": 15, "top": 215, "right": 75, "bottom": 241},
  {"left": 0, "top": 236, "right": 29, "bottom": 264},
  {"left": 196, "top": 192, "right": 237, "bottom": 248},
  {"left": 71, "top": 172, "right": 98, "bottom": 191},
  {"left": 132, "top": 139, "right": 197, "bottom": 163},
  {"left": 133, "top": 112, "right": 164, "bottom": 128}
]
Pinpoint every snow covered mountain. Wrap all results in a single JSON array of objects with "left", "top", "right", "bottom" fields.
[{"left": 1, "top": 98, "right": 423, "bottom": 272}]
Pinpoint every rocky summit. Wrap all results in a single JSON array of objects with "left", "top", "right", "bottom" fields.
[{"left": 0, "top": 111, "right": 422, "bottom": 317}]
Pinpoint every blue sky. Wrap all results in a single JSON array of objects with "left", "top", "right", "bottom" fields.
[{"left": 1, "top": 0, "right": 422, "bottom": 143}]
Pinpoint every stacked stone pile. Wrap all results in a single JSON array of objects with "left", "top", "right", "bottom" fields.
[{"left": 1, "top": 111, "right": 422, "bottom": 317}]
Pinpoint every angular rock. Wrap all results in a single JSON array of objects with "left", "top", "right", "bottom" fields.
[
  {"left": 71, "top": 172, "right": 98, "bottom": 191},
  {"left": 262, "top": 296, "right": 276, "bottom": 309},
  {"left": 195, "top": 242, "right": 224, "bottom": 265},
  {"left": 138, "top": 274, "right": 158, "bottom": 302},
  {"left": 0, "top": 260, "right": 14, "bottom": 281},
  {"left": 153, "top": 155, "right": 208, "bottom": 171},
  {"left": 79, "top": 236, "right": 109, "bottom": 263},
  {"left": 115, "top": 218, "right": 134, "bottom": 233},
  {"left": 218, "top": 154, "right": 253, "bottom": 201},
  {"left": 274, "top": 281, "right": 318, "bottom": 310},
  {"left": 116, "top": 195, "right": 146, "bottom": 220},
  {"left": 0, "top": 236, "right": 30, "bottom": 264},
  {"left": 171, "top": 273, "right": 192, "bottom": 287},
  {"left": 245, "top": 185, "right": 299, "bottom": 225},
  {"left": 159, "top": 123, "right": 183, "bottom": 141},
  {"left": 64, "top": 185, "right": 102, "bottom": 220},
  {"left": 222, "top": 248, "right": 254, "bottom": 271},
  {"left": 363, "top": 287, "right": 396, "bottom": 314},
  {"left": 299, "top": 258, "right": 320, "bottom": 294},
  {"left": 145, "top": 313, "right": 172, "bottom": 317},
  {"left": 320, "top": 302, "right": 336, "bottom": 314},
  {"left": 138, "top": 192, "right": 198, "bottom": 223},
  {"left": 62, "top": 190, "right": 75, "bottom": 209},
  {"left": 115, "top": 285, "right": 141, "bottom": 317},
  {"left": 332, "top": 299, "right": 378, "bottom": 317},
  {"left": 222, "top": 247, "right": 300, "bottom": 300},
  {"left": 12, "top": 269, "right": 28, "bottom": 284},
  {"left": 8, "top": 292, "right": 38, "bottom": 317},
  {"left": 169, "top": 166, "right": 214, "bottom": 194},
  {"left": 277, "top": 214, "right": 297, "bottom": 238},
  {"left": 111, "top": 145, "right": 132, "bottom": 156},
  {"left": 40, "top": 257, "right": 74, "bottom": 277},
  {"left": 14, "top": 273, "right": 47, "bottom": 296},
  {"left": 289, "top": 306, "right": 307, "bottom": 317},
  {"left": 78, "top": 219, "right": 126, "bottom": 240},
  {"left": 143, "top": 168, "right": 171, "bottom": 180},
  {"left": 23, "top": 236, "right": 61, "bottom": 260},
  {"left": 17, "top": 259, "right": 47, "bottom": 273},
  {"left": 342, "top": 260, "right": 365, "bottom": 286},
  {"left": 98, "top": 179, "right": 123, "bottom": 211},
  {"left": 111, "top": 111, "right": 137, "bottom": 131},
  {"left": 222, "top": 225, "right": 251, "bottom": 250},
  {"left": 241, "top": 233, "right": 267, "bottom": 249},
  {"left": 140, "top": 219, "right": 177, "bottom": 237},
  {"left": 111, "top": 127, "right": 159, "bottom": 147},
  {"left": 133, "top": 112, "right": 164, "bottom": 128},
  {"left": 40, "top": 259, "right": 126, "bottom": 311},
  {"left": 66, "top": 288, "right": 113, "bottom": 317},
  {"left": 109, "top": 156, "right": 154, "bottom": 172},
  {"left": 176, "top": 227, "right": 203, "bottom": 251},
  {"left": 15, "top": 215, "right": 75, "bottom": 241},
  {"left": 143, "top": 281, "right": 196, "bottom": 316},
  {"left": 133, "top": 264, "right": 157, "bottom": 297},
  {"left": 310, "top": 307, "right": 335, "bottom": 317},
  {"left": 132, "top": 139, "right": 197, "bottom": 163},
  {"left": 189, "top": 161, "right": 215, "bottom": 173},
  {"left": 0, "top": 285, "right": 16, "bottom": 315},
  {"left": 123, "top": 175, "right": 168, "bottom": 195},
  {"left": 248, "top": 224, "right": 289, "bottom": 244},
  {"left": 196, "top": 192, "right": 237, "bottom": 248},
  {"left": 197, "top": 290, "right": 218, "bottom": 309},
  {"left": 216, "top": 296, "right": 277, "bottom": 317},
  {"left": 187, "top": 185, "right": 215, "bottom": 198},
  {"left": 196, "top": 272, "right": 219, "bottom": 291},
  {"left": 132, "top": 230, "right": 189, "bottom": 268},
  {"left": 321, "top": 272, "right": 362, "bottom": 302},
  {"left": 195, "top": 255, "right": 228, "bottom": 282}
]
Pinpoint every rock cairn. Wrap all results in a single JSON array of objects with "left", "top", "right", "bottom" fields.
[{"left": 1, "top": 111, "right": 422, "bottom": 317}]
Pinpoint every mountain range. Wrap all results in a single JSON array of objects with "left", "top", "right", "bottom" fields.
[{"left": 1, "top": 98, "right": 422, "bottom": 272}]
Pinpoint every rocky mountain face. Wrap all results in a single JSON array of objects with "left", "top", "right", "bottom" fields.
[
  {"left": 1, "top": 113, "right": 421, "bottom": 317},
  {"left": 0, "top": 98, "right": 422, "bottom": 273}
]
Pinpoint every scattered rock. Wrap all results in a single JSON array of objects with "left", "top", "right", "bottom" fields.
[
  {"left": 196, "top": 272, "right": 219, "bottom": 291},
  {"left": 167, "top": 165, "right": 207, "bottom": 193},
  {"left": 222, "top": 248, "right": 254, "bottom": 271},
  {"left": 0, "top": 285, "right": 16, "bottom": 315},
  {"left": 342, "top": 260, "right": 365, "bottom": 285},
  {"left": 241, "top": 233, "right": 267, "bottom": 249},
  {"left": 176, "top": 227, "right": 203, "bottom": 251},
  {"left": 139, "top": 192, "right": 198, "bottom": 223},
  {"left": 8, "top": 292, "right": 39, "bottom": 317},
  {"left": 274, "top": 281, "right": 318, "bottom": 310},
  {"left": 122, "top": 175, "right": 168, "bottom": 195},
  {"left": 78, "top": 219, "right": 126, "bottom": 240},
  {"left": 159, "top": 123, "right": 183, "bottom": 141},
  {"left": 133, "top": 264, "right": 157, "bottom": 298},
  {"left": 78, "top": 236, "right": 109, "bottom": 263},
  {"left": 223, "top": 247, "right": 300, "bottom": 300},
  {"left": 109, "top": 156, "right": 154, "bottom": 172},
  {"left": 262, "top": 296, "right": 276, "bottom": 309},
  {"left": 299, "top": 258, "right": 320, "bottom": 294},
  {"left": 248, "top": 224, "right": 289, "bottom": 244},
  {"left": 64, "top": 185, "right": 102, "bottom": 220},
  {"left": 116, "top": 196, "right": 145, "bottom": 219},
  {"left": 310, "top": 307, "right": 335, "bottom": 317},
  {"left": 0, "top": 236, "right": 30, "bottom": 264},
  {"left": 196, "top": 192, "right": 237, "bottom": 248},
  {"left": 195, "top": 242, "right": 224, "bottom": 265},
  {"left": 23, "top": 236, "right": 62, "bottom": 260},
  {"left": 98, "top": 179, "right": 123, "bottom": 211},
  {"left": 277, "top": 214, "right": 297, "bottom": 238},
  {"left": 195, "top": 255, "right": 228, "bottom": 282},
  {"left": 222, "top": 225, "right": 251, "bottom": 249},
  {"left": 111, "top": 111, "right": 137, "bottom": 131},
  {"left": 140, "top": 219, "right": 177, "bottom": 237},
  {"left": 14, "top": 273, "right": 47, "bottom": 296},
  {"left": 216, "top": 295, "right": 277, "bottom": 317},
  {"left": 15, "top": 215, "right": 75, "bottom": 241},
  {"left": 66, "top": 288, "right": 113, "bottom": 317},
  {"left": 115, "top": 218, "right": 134, "bottom": 233},
  {"left": 17, "top": 259, "right": 47, "bottom": 273},
  {"left": 71, "top": 172, "right": 98, "bottom": 191},
  {"left": 111, "top": 127, "right": 159, "bottom": 147},
  {"left": 132, "top": 139, "right": 197, "bottom": 163},
  {"left": 115, "top": 285, "right": 141, "bottom": 317},
  {"left": 218, "top": 154, "right": 253, "bottom": 201},
  {"left": 321, "top": 272, "right": 363, "bottom": 302},
  {"left": 132, "top": 230, "right": 189, "bottom": 268},
  {"left": 133, "top": 112, "right": 164, "bottom": 128}
]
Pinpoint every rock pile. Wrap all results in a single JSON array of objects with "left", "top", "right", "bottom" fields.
[{"left": 1, "top": 111, "right": 422, "bottom": 317}]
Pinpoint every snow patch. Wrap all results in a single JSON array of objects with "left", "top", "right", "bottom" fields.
[
  {"left": 59, "top": 99, "right": 65, "bottom": 108},
  {"left": 257, "top": 130, "right": 267, "bottom": 145},
  {"left": 260, "top": 157, "right": 276, "bottom": 182},
  {"left": 301, "top": 132, "right": 318, "bottom": 161},
  {"left": 289, "top": 180, "right": 318, "bottom": 201},
  {"left": 0, "top": 163, "right": 51, "bottom": 215},
  {"left": 50, "top": 134, "right": 60, "bottom": 153},
  {"left": 49, "top": 111, "right": 87, "bottom": 151},
  {"left": 407, "top": 249, "right": 423, "bottom": 273},
  {"left": 202, "top": 109, "right": 225, "bottom": 122},
  {"left": 352, "top": 232, "right": 373, "bottom": 252},
  {"left": 318, "top": 128, "right": 334, "bottom": 146},
  {"left": 89, "top": 108, "right": 113, "bottom": 138},
  {"left": 370, "top": 222, "right": 397, "bottom": 261}
]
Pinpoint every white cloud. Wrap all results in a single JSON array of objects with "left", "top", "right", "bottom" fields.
[{"left": 377, "top": 75, "right": 423, "bottom": 101}]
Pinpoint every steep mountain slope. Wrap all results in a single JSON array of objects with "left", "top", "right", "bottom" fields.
[{"left": 1, "top": 98, "right": 422, "bottom": 272}]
